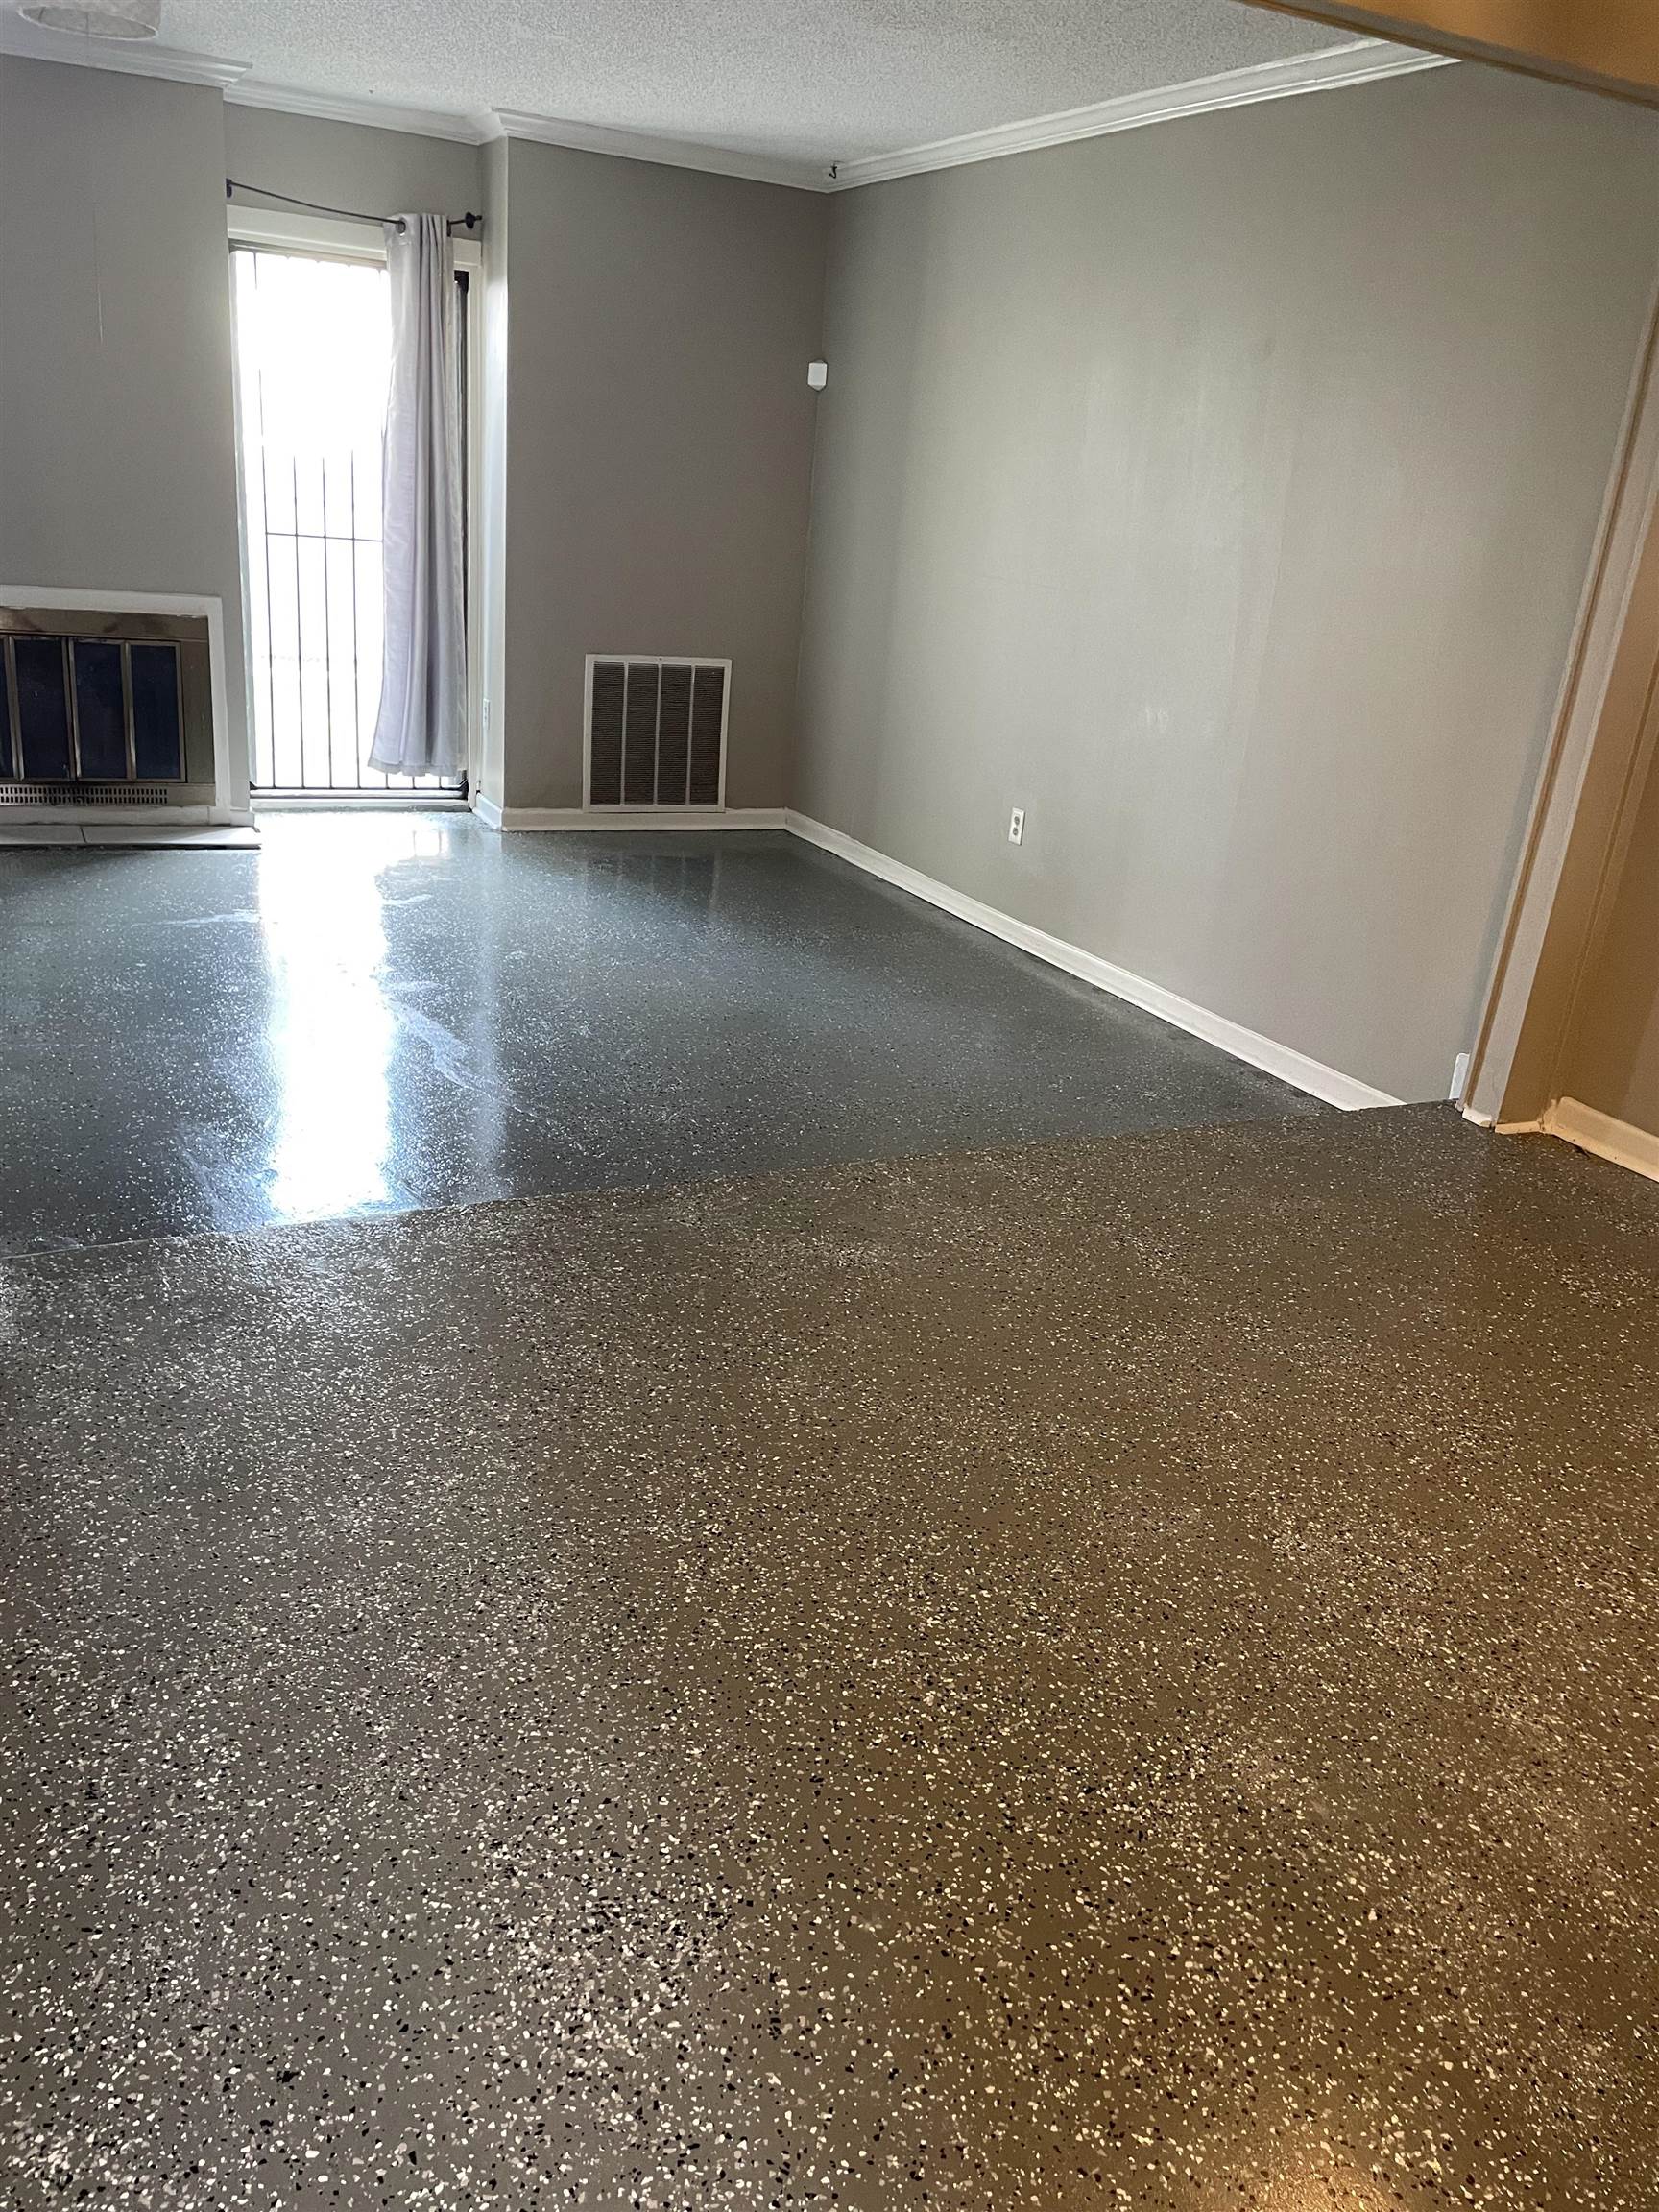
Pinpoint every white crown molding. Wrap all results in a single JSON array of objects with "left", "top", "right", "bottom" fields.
[
  {"left": 2, "top": 22, "right": 1453, "bottom": 190},
  {"left": 226, "top": 80, "right": 491, "bottom": 145},
  {"left": 492, "top": 109, "right": 825, "bottom": 192},
  {"left": 0, "top": 14, "right": 247, "bottom": 86},
  {"left": 828, "top": 38, "right": 1455, "bottom": 190}
]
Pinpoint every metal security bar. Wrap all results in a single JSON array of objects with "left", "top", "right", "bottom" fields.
[{"left": 232, "top": 245, "right": 465, "bottom": 797}]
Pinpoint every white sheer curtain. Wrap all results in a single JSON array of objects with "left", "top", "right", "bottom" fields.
[{"left": 368, "top": 213, "right": 467, "bottom": 779}]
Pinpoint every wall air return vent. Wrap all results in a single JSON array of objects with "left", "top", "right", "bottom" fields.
[{"left": 584, "top": 656, "right": 729, "bottom": 811}]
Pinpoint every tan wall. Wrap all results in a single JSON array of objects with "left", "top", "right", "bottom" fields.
[
  {"left": 0, "top": 57, "right": 251, "bottom": 804},
  {"left": 494, "top": 141, "right": 828, "bottom": 811},
  {"left": 792, "top": 63, "right": 1659, "bottom": 1102},
  {"left": 1483, "top": 467, "right": 1659, "bottom": 1127},
  {"left": 1558, "top": 736, "right": 1659, "bottom": 1141},
  {"left": 1240, "top": 2, "right": 1659, "bottom": 104}
]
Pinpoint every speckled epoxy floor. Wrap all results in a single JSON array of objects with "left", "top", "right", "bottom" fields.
[
  {"left": 0, "top": 812, "right": 1316, "bottom": 1254},
  {"left": 3, "top": 1104, "right": 1656, "bottom": 2208}
]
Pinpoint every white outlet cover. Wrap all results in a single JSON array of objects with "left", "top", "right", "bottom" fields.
[{"left": 1008, "top": 807, "right": 1024, "bottom": 845}]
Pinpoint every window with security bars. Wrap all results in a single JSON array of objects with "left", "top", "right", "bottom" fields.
[{"left": 585, "top": 657, "right": 729, "bottom": 809}]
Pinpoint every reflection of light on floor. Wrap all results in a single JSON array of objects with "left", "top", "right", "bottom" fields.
[
  {"left": 257, "top": 813, "right": 452, "bottom": 1220},
  {"left": 1251, "top": 2154, "right": 1406, "bottom": 2209}
]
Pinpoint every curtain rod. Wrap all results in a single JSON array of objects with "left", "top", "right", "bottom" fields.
[{"left": 226, "top": 180, "right": 482, "bottom": 235}]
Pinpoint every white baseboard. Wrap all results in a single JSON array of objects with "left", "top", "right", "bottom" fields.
[
  {"left": 783, "top": 809, "right": 1400, "bottom": 1113},
  {"left": 1545, "top": 1096, "right": 1659, "bottom": 1184},
  {"left": 480, "top": 805, "right": 786, "bottom": 833}
]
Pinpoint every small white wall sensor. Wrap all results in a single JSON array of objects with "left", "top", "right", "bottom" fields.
[{"left": 807, "top": 360, "right": 829, "bottom": 391}]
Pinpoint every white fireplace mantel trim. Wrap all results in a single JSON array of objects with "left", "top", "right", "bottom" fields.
[{"left": 0, "top": 586, "right": 248, "bottom": 824}]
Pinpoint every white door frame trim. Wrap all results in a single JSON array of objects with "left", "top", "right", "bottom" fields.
[{"left": 1464, "top": 273, "right": 1659, "bottom": 1126}]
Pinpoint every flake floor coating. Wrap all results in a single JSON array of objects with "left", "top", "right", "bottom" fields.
[
  {"left": 0, "top": 812, "right": 1317, "bottom": 1256},
  {"left": 3, "top": 1104, "right": 1656, "bottom": 2208}
]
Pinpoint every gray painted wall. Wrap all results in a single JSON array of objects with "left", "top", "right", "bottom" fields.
[
  {"left": 222, "top": 104, "right": 483, "bottom": 225},
  {"left": 495, "top": 141, "right": 828, "bottom": 811},
  {"left": 0, "top": 57, "right": 251, "bottom": 805},
  {"left": 793, "top": 64, "right": 1659, "bottom": 1101},
  {"left": 0, "top": 67, "right": 824, "bottom": 819}
]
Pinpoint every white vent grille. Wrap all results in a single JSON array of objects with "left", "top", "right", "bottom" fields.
[
  {"left": 0, "top": 779, "right": 173, "bottom": 807},
  {"left": 584, "top": 656, "right": 729, "bottom": 811}
]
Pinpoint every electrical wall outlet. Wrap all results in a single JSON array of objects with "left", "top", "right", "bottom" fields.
[
  {"left": 1449, "top": 1051, "right": 1470, "bottom": 1102},
  {"left": 1008, "top": 807, "right": 1025, "bottom": 846}
]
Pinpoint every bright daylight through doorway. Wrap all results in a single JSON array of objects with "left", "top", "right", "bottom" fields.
[{"left": 232, "top": 245, "right": 462, "bottom": 798}]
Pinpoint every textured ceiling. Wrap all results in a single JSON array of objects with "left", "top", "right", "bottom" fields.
[{"left": 151, "top": 0, "right": 1347, "bottom": 165}]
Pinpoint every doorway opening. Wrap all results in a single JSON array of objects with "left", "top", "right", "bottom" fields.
[{"left": 231, "top": 242, "right": 469, "bottom": 800}]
